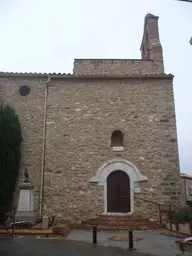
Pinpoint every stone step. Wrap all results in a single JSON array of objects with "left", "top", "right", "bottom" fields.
[
  {"left": 83, "top": 220, "right": 158, "bottom": 226},
  {"left": 97, "top": 215, "right": 148, "bottom": 220},
  {"left": 94, "top": 216, "right": 148, "bottom": 222},
  {"left": 86, "top": 215, "right": 153, "bottom": 225},
  {"left": 71, "top": 223, "right": 165, "bottom": 231},
  {"left": 0, "top": 225, "right": 71, "bottom": 237},
  {"left": 79, "top": 215, "right": 162, "bottom": 231},
  {"left": 89, "top": 217, "right": 150, "bottom": 221}
]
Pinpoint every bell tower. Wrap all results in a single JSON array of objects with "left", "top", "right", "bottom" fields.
[{"left": 140, "top": 13, "right": 164, "bottom": 71}]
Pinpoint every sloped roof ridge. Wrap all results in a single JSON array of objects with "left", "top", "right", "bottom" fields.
[{"left": 0, "top": 71, "right": 173, "bottom": 77}]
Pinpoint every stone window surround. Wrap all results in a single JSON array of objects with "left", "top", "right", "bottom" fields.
[
  {"left": 112, "top": 146, "right": 124, "bottom": 152},
  {"left": 89, "top": 158, "right": 147, "bottom": 215}
]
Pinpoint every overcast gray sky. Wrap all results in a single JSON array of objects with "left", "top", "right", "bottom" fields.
[{"left": 0, "top": 0, "right": 191, "bottom": 173}]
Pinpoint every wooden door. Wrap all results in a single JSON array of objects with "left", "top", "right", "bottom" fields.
[{"left": 107, "top": 170, "right": 130, "bottom": 213}]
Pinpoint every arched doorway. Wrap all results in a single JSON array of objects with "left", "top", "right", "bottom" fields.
[
  {"left": 107, "top": 170, "right": 130, "bottom": 213},
  {"left": 89, "top": 158, "right": 148, "bottom": 214}
]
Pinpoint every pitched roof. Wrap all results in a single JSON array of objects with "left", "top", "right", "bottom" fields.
[
  {"left": 0, "top": 72, "right": 173, "bottom": 79},
  {"left": 180, "top": 173, "right": 192, "bottom": 179}
]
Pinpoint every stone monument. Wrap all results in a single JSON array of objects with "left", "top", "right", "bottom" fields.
[{"left": 15, "top": 168, "right": 37, "bottom": 225}]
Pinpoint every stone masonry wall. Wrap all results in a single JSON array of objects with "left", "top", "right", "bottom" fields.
[
  {"left": 0, "top": 77, "right": 46, "bottom": 213},
  {"left": 73, "top": 59, "right": 164, "bottom": 75},
  {"left": 43, "top": 77, "right": 182, "bottom": 222},
  {"left": 180, "top": 177, "right": 186, "bottom": 206}
]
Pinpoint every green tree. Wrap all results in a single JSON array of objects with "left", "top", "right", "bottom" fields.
[{"left": 0, "top": 105, "right": 22, "bottom": 216}]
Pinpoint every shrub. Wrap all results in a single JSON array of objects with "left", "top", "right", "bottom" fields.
[{"left": 0, "top": 105, "right": 22, "bottom": 216}]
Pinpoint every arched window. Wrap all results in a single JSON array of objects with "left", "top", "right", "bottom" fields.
[{"left": 111, "top": 130, "right": 124, "bottom": 147}]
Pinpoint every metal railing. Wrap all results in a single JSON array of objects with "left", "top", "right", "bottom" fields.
[{"left": 134, "top": 196, "right": 192, "bottom": 231}]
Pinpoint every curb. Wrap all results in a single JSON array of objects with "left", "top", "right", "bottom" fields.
[{"left": 0, "top": 226, "right": 71, "bottom": 237}]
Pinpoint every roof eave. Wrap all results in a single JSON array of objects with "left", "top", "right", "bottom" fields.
[{"left": 0, "top": 73, "right": 174, "bottom": 79}]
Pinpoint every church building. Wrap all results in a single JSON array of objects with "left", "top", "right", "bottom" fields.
[{"left": 0, "top": 14, "right": 181, "bottom": 223}]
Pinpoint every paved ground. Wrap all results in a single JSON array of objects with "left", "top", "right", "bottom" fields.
[
  {"left": 66, "top": 230, "right": 181, "bottom": 256},
  {"left": 0, "top": 236, "right": 152, "bottom": 256}
]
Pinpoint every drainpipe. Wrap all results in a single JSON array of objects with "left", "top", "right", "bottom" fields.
[
  {"left": 39, "top": 75, "right": 51, "bottom": 216},
  {"left": 184, "top": 178, "right": 186, "bottom": 204},
  {"left": 0, "top": 81, "right": 3, "bottom": 106}
]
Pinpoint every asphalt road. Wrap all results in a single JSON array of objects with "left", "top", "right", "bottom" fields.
[{"left": 0, "top": 236, "right": 152, "bottom": 256}]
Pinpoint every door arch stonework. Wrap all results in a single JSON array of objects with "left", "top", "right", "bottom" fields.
[{"left": 89, "top": 158, "right": 147, "bottom": 214}]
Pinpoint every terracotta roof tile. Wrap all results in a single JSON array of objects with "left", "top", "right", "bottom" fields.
[
  {"left": 0, "top": 72, "right": 173, "bottom": 79},
  {"left": 180, "top": 173, "right": 192, "bottom": 179},
  {"left": 0, "top": 72, "right": 72, "bottom": 77}
]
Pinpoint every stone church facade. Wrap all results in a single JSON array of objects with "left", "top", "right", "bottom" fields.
[{"left": 0, "top": 14, "right": 181, "bottom": 222}]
